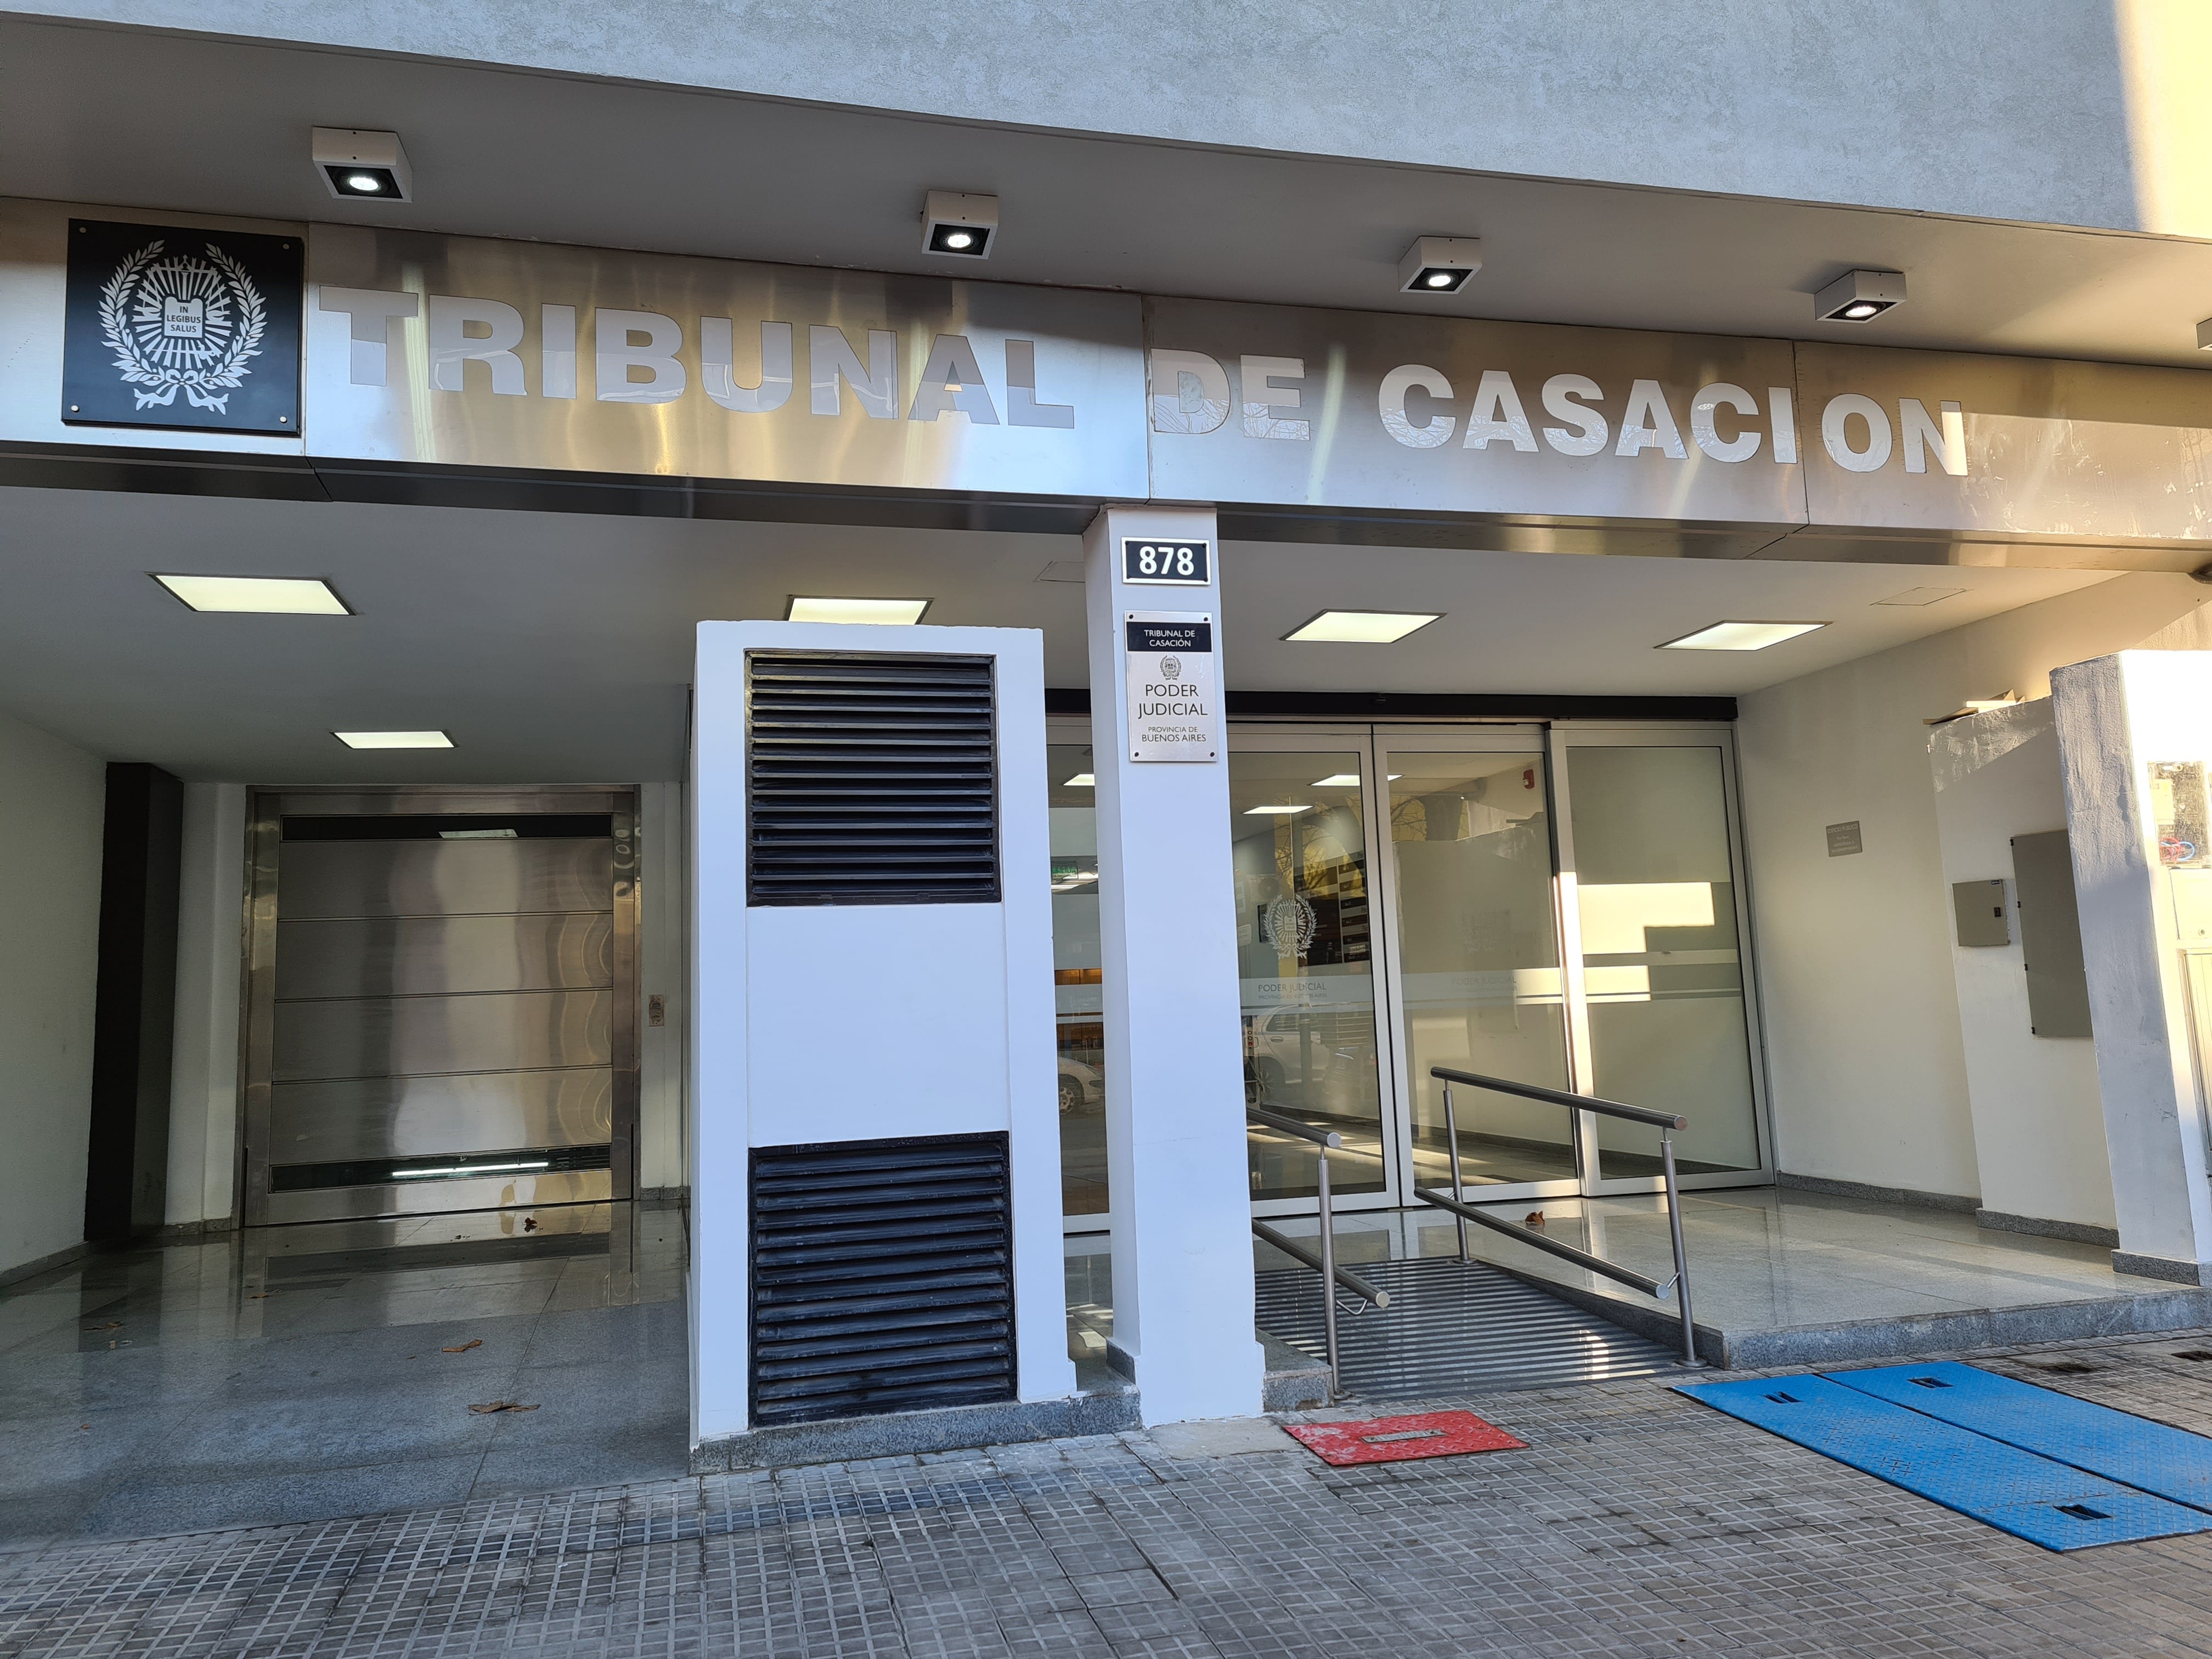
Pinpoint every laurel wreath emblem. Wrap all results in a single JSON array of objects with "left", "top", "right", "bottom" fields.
[
  {"left": 97, "top": 239, "right": 268, "bottom": 414},
  {"left": 1260, "top": 892, "right": 1318, "bottom": 957}
]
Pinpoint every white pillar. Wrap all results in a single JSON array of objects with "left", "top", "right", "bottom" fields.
[
  {"left": 2052, "top": 651, "right": 2212, "bottom": 1283},
  {"left": 1084, "top": 506, "right": 1264, "bottom": 1424}
]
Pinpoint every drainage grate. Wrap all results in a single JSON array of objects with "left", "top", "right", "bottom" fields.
[
  {"left": 746, "top": 651, "right": 998, "bottom": 906},
  {"left": 1255, "top": 1255, "right": 1685, "bottom": 1399},
  {"left": 749, "top": 1133, "right": 1015, "bottom": 1427}
]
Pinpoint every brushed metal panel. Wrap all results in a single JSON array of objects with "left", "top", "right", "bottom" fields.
[
  {"left": 1797, "top": 343, "right": 2212, "bottom": 546},
  {"left": 262, "top": 1168, "right": 612, "bottom": 1225},
  {"left": 275, "top": 912, "right": 614, "bottom": 1000},
  {"left": 274, "top": 790, "right": 624, "bottom": 816},
  {"left": 304, "top": 225, "right": 1149, "bottom": 496},
  {"left": 278, "top": 836, "right": 612, "bottom": 920},
  {"left": 267, "top": 1068, "right": 614, "bottom": 1162},
  {"left": 1144, "top": 294, "right": 1808, "bottom": 528},
  {"left": 272, "top": 989, "right": 612, "bottom": 1082}
]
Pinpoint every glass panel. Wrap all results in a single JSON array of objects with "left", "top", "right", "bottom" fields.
[
  {"left": 1566, "top": 745, "right": 1760, "bottom": 1178},
  {"left": 1386, "top": 753, "right": 1576, "bottom": 1190},
  {"left": 1049, "top": 745, "right": 1108, "bottom": 1217},
  {"left": 1230, "top": 752, "right": 1387, "bottom": 1200}
]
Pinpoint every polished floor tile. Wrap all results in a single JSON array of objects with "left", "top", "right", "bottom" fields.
[{"left": 0, "top": 1200, "right": 689, "bottom": 1545}]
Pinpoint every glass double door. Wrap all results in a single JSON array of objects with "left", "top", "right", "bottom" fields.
[{"left": 1232, "top": 725, "right": 1766, "bottom": 1216}]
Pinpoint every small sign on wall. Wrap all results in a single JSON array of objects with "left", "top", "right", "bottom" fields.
[
  {"left": 1125, "top": 612, "right": 1218, "bottom": 761},
  {"left": 1826, "top": 821, "right": 1864, "bottom": 857},
  {"left": 1121, "top": 537, "right": 1211, "bottom": 586}
]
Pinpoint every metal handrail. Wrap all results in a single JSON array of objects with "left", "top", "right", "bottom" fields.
[
  {"left": 1250, "top": 1221, "right": 1390, "bottom": 1309},
  {"left": 1246, "top": 1104, "right": 1365, "bottom": 1398},
  {"left": 1425, "top": 1065, "right": 1685, "bottom": 1130},
  {"left": 1418, "top": 1066, "right": 1701, "bottom": 1367}
]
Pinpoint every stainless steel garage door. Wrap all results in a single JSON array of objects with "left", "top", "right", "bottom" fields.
[{"left": 242, "top": 788, "right": 637, "bottom": 1226}]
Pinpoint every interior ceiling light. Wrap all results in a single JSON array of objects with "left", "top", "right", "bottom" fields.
[
  {"left": 1311, "top": 773, "right": 1400, "bottom": 787},
  {"left": 312, "top": 127, "right": 413, "bottom": 201},
  {"left": 1658, "top": 620, "right": 1828, "bottom": 652},
  {"left": 1245, "top": 804, "right": 1311, "bottom": 815},
  {"left": 334, "top": 730, "right": 454, "bottom": 749},
  {"left": 922, "top": 190, "right": 997, "bottom": 258},
  {"left": 2197, "top": 317, "right": 2212, "bottom": 351},
  {"left": 1283, "top": 610, "right": 1442, "bottom": 644},
  {"left": 1063, "top": 772, "right": 1096, "bottom": 787},
  {"left": 1397, "top": 235, "right": 1482, "bottom": 295},
  {"left": 1814, "top": 268, "right": 1905, "bottom": 323},
  {"left": 786, "top": 595, "right": 932, "bottom": 625},
  {"left": 153, "top": 574, "right": 349, "bottom": 614}
]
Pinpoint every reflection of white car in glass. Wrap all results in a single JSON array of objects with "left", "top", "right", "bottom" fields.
[
  {"left": 1058, "top": 1058, "right": 1102, "bottom": 1113},
  {"left": 1245, "top": 1006, "right": 1374, "bottom": 1101}
]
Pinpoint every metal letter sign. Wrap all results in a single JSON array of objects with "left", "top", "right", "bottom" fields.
[
  {"left": 1121, "top": 537, "right": 1210, "bottom": 585},
  {"left": 61, "top": 218, "right": 303, "bottom": 436},
  {"left": 1125, "top": 612, "right": 1219, "bottom": 762}
]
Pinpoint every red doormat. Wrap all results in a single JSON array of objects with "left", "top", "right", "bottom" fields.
[{"left": 1282, "top": 1410, "right": 1527, "bottom": 1466}]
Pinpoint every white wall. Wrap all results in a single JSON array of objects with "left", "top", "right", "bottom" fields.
[
  {"left": 0, "top": 708, "right": 104, "bottom": 1276},
  {"left": 1928, "top": 702, "right": 2113, "bottom": 1231},
  {"left": 637, "top": 780, "right": 687, "bottom": 1191},
  {"left": 163, "top": 782, "right": 246, "bottom": 1228},
  {"left": 1737, "top": 571, "right": 2212, "bottom": 1199}
]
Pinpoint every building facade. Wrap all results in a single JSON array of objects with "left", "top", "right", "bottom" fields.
[{"left": 5, "top": 3, "right": 2212, "bottom": 1452}]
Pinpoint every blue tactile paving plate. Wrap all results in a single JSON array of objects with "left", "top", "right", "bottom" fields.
[
  {"left": 1824, "top": 1360, "right": 2212, "bottom": 1513},
  {"left": 1676, "top": 1373, "right": 2212, "bottom": 1551}
]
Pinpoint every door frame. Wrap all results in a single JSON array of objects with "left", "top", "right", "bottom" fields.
[
  {"left": 238, "top": 784, "right": 640, "bottom": 1227},
  {"left": 1229, "top": 725, "right": 1407, "bottom": 1220},
  {"left": 1550, "top": 724, "right": 1778, "bottom": 1197},
  {"left": 1364, "top": 723, "right": 1585, "bottom": 1211}
]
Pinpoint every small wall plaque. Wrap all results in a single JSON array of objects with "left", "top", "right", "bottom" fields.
[{"left": 1826, "top": 821, "right": 1864, "bottom": 857}]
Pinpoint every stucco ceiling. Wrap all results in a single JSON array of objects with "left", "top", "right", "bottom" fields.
[
  {"left": 0, "top": 485, "right": 2125, "bottom": 783},
  {"left": 4, "top": 17, "right": 2212, "bottom": 370}
]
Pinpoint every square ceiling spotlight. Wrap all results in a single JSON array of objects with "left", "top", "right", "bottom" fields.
[
  {"left": 1397, "top": 236, "right": 1482, "bottom": 294},
  {"left": 334, "top": 730, "right": 454, "bottom": 749},
  {"left": 1814, "top": 268, "right": 1905, "bottom": 322},
  {"left": 1283, "top": 610, "right": 1441, "bottom": 644},
  {"left": 312, "top": 127, "right": 413, "bottom": 201},
  {"left": 154, "top": 574, "right": 349, "bottom": 614},
  {"left": 786, "top": 596, "right": 932, "bottom": 625},
  {"left": 922, "top": 190, "right": 997, "bottom": 257},
  {"left": 1658, "top": 620, "right": 1828, "bottom": 652}
]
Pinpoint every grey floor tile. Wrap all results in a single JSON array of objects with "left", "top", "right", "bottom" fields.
[{"left": 73, "top": 1449, "right": 487, "bottom": 1541}]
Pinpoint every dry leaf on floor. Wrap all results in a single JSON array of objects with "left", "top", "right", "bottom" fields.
[
  {"left": 82, "top": 1322, "right": 122, "bottom": 1331},
  {"left": 468, "top": 1401, "right": 539, "bottom": 1414},
  {"left": 442, "top": 1339, "right": 483, "bottom": 1353},
  {"left": 247, "top": 1292, "right": 272, "bottom": 1300}
]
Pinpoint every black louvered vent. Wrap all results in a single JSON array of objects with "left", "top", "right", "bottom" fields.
[
  {"left": 749, "top": 1134, "right": 1015, "bottom": 1426},
  {"left": 746, "top": 651, "right": 998, "bottom": 906}
]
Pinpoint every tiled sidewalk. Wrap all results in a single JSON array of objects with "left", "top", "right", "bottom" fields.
[{"left": 12, "top": 1333, "right": 2212, "bottom": 1657}]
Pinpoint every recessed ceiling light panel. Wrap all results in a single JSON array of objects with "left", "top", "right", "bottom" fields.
[
  {"left": 312, "top": 127, "right": 413, "bottom": 201},
  {"left": 1397, "top": 236, "right": 1482, "bottom": 295},
  {"left": 1658, "top": 620, "right": 1828, "bottom": 652},
  {"left": 1244, "top": 804, "right": 1311, "bottom": 815},
  {"left": 922, "top": 190, "right": 997, "bottom": 258},
  {"left": 334, "top": 730, "right": 454, "bottom": 749},
  {"left": 786, "top": 596, "right": 932, "bottom": 625},
  {"left": 1283, "top": 610, "right": 1442, "bottom": 644},
  {"left": 154, "top": 574, "right": 349, "bottom": 614},
  {"left": 1063, "top": 772, "right": 1096, "bottom": 787},
  {"left": 1814, "top": 268, "right": 1905, "bottom": 323}
]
